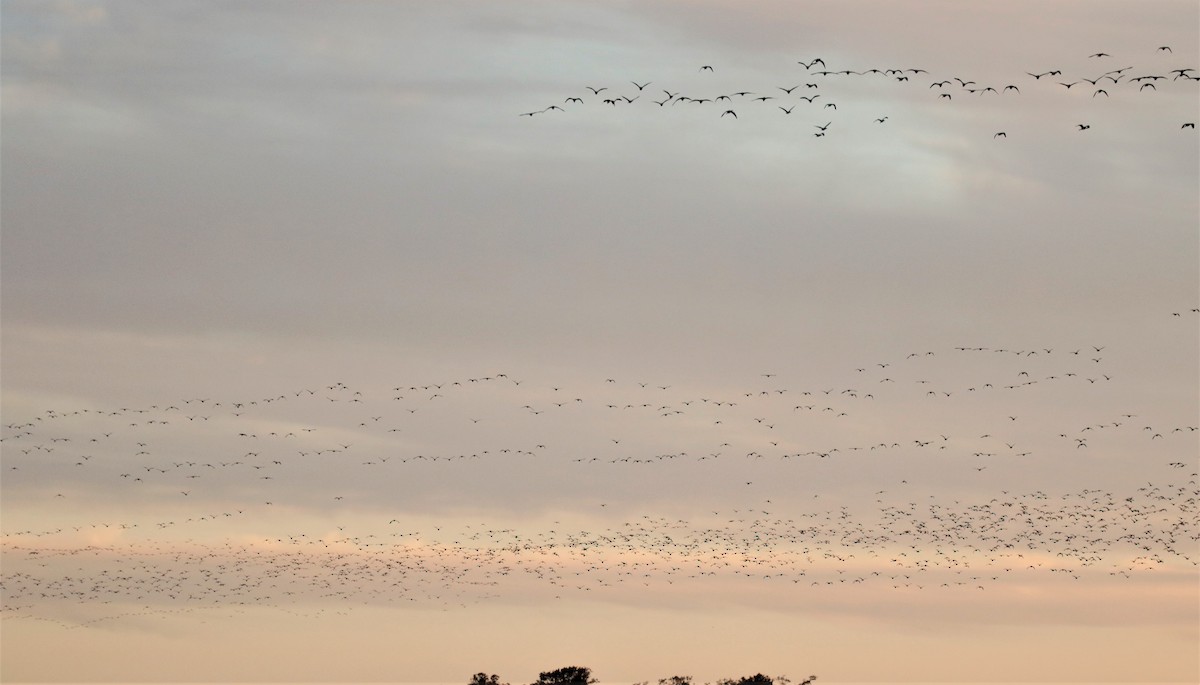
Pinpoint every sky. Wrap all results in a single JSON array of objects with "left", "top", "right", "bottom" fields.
[{"left": 1, "top": 1, "right": 1198, "bottom": 683}]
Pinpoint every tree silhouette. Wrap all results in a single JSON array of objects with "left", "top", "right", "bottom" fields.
[
  {"left": 532, "top": 666, "right": 598, "bottom": 685},
  {"left": 716, "top": 675, "right": 774, "bottom": 685},
  {"left": 472, "top": 668, "right": 811, "bottom": 685}
]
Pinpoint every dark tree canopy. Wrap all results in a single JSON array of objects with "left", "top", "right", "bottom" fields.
[
  {"left": 717, "top": 675, "right": 774, "bottom": 685},
  {"left": 533, "top": 666, "right": 598, "bottom": 685},
  {"left": 473, "top": 667, "right": 809, "bottom": 685}
]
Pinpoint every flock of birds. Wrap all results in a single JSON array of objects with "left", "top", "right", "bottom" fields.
[
  {"left": 2, "top": 42, "right": 1197, "bottom": 638},
  {"left": 520, "top": 46, "right": 1198, "bottom": 138},
  {"left": 1, "top": 310, "right": 1196, "bottom": 627}
]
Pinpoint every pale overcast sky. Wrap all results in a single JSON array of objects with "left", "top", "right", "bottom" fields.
[{"left": 2, "top": 1, "right": 1198, "bottom": 683}]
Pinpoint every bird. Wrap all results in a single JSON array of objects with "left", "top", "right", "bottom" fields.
[{"left": 994, "top": 131, "right": 1006, "bottom": 138}]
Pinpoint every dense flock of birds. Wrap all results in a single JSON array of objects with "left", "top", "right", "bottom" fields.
[
  {"left": 2, "top": 44, "right": 1198, "bottom": 632},
  {"left": 2, "top": 310, "right": 1197, "bottom": 628},
  {"left": 520, "top": 46, "right": 1197, "bottom": 137}
]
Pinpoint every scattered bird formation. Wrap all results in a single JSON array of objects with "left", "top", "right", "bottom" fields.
[
  {"left": 519, "top": 46, "right": 1198, "bottom": 138},
  {"left": 2, "top": 309, "right": 1197, "bottom": 626}
]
